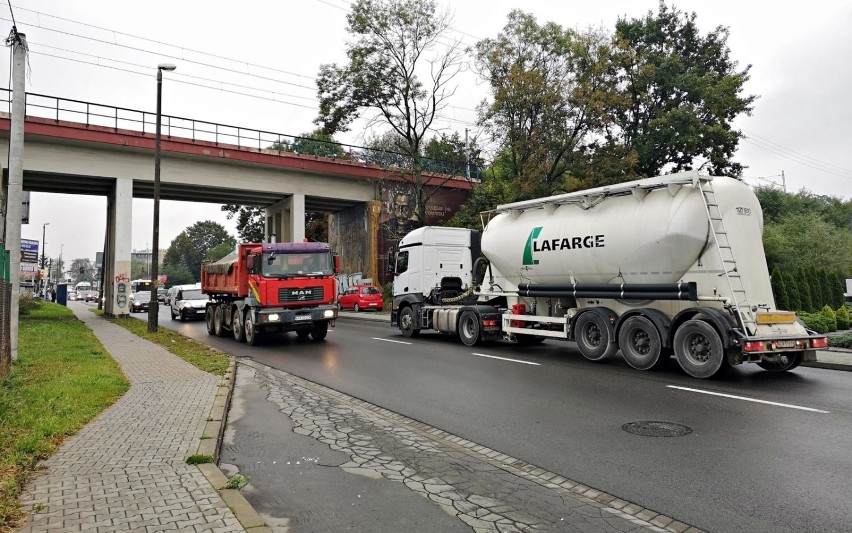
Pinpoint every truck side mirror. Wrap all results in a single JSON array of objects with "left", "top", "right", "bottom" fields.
[
  {"left": 246, "top": 254, "right": 256, "bottom": 274},
  {"left": 333, "top": 255, "right": 341, "bottom": 274},
  {"left": 387, "top": 251, "right": 396, "bottom": 274}
]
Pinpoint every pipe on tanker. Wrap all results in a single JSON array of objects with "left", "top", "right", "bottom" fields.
[
  {"left": 522, "top": 290, "right": 697, "bottom": 301},
  {"left": 518, "top": 282, "right": 696, "bottom": 293}
]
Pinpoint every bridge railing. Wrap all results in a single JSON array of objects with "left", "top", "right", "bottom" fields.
[{"left": 1, "top": 89, "right": 482, "bottom": 180}]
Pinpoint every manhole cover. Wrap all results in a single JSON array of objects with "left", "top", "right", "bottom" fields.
[{"left": 622, "top": 421, "right": 692, "bottom": 437}]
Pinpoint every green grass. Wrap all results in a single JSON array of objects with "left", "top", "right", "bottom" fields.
[
  {"left": 0, "top": 303, "right": 129, "bottom": 530},
  {"left": 101, "top": 312, "right": 230, "bottom": 376}
]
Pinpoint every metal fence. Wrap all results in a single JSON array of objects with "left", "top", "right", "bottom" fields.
[
  {"left": 1, "top": 89, "right": 482, "bottom": 180},
  {"left": 0, "top": 244, "right": 11, "bottom": 377}
]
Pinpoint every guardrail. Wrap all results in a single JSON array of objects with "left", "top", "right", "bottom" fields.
[{"left": 0, "top": 88, "right": 482, "bottom": 180}]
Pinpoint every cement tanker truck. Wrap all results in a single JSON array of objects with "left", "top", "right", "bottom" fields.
[{"left": 388, "top": 171, "right": 828, "bottom": 379}]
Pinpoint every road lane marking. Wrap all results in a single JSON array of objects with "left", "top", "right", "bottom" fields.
[
  {"left": 472, "top": 353, "right": 540, "bottom": 366},
  {"left": 667, "top": 385, "right": 830, "bottom": 413},
  {"left": 372, "top": 337, "right": 412, "bottom": 345}
]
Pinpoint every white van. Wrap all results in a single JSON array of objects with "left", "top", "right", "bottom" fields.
[{"left": 169, "top": 283, "right": 205, "bottom": 321}]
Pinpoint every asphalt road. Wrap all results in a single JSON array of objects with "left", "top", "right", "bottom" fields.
[{"left": 120, "top": 303, "right": 852, "bottom": 532}]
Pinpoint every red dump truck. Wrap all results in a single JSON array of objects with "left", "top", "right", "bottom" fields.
[{"left": 201, "top": 242, "right": 340, "bottom": 345}]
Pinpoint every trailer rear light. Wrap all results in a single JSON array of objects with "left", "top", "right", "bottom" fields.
[
  {"left": 483, "top": 319, "right": 498, "bottom": 327},
  {"left": 812, "top": 337, "right": 829, "bottom": 349},
  {"left": 743, "top": 341, "right": 764, "bottom": 352}
]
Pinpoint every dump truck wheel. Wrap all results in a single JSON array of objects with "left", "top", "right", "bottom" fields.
[
  {"left": 232, "top": 308, "right": 245, "bottom": 343},
  {"left": 205, "top": 307, "right": 216, "bottom": 335},
  {"left": 214, "top": 306, "right": 227, "bottom": 338},
  {"left": 244, "top": 314, "right": 259, "bottom": 346},
  {"left": 312, "top": 321, "right": 328, "bottom": 341}
]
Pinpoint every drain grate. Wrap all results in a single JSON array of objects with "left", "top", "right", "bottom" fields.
[{"left": 622, "top": 421, "right": 692, "bottom": 437}]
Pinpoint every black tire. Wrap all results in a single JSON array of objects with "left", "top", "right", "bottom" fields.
[
  {"left": 354, "top": 303, "right": 360, "bottom": 312},
  {"left": 232, "top": 308, "right": 245, "bottom": 343},
  {"left": 312, "top": 321, "right": 329, "bottom": 341},
  {"left": 170, "top": 308, "right": 177, "bottom": 320},
  {"left": 399, "top": 307, "right": 420, "bottom": 338},
  {"left": 179, "top": 310, "right": 186, "bottom": 321},
  {"left": 244, "top": 313, "right": 260, "bottom": 346},
  {"left": 674, "top": 319, "right": 728, "bottom": 379},
  {"left": 757, "top": 351, "right": 803, "bottom": 372},
  {"left": 214, "top": 305, "right": 227, "bottom": 338},
  {"left": 458, "top": 311, "right": 481, "bottom": 347},
  {"left": 618, "top": 316, "right": 664, "bottom": 370},
  {"left": 575, "top": 312, "right": 618, "bottom": 361},
  {"left": 205, "top": 306, "right": 216, "bottom": 335},
  {"left": 296, "top": 330, "right": 311, "bottom": 340},
  {"left": 515, "top": 334, "right": 545, "bottom": 346}
]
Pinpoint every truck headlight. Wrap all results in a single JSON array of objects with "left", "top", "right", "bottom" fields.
[
  {"left": 267, "top": 313, "right": 280, "bottom": 322},
  {"left": 324, "top": 309, "right": 336, "bottom": 318}
]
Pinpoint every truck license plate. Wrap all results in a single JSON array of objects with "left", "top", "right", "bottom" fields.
[
  {"left": 295, "top": 315, "right": 311, "bottom": 321},
  {"left": 776, "top": 340, "right": 796, "bottom": 348}
]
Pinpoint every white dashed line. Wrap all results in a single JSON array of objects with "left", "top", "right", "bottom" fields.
[
  {"left": 472, "top": 353, "right": 540, "bottom": 366},
  {"left": 667, "top": 385, "right": 830, "bottom": 413},
  {"left": 372, "top": 337, "right": 413, "bottom": 345}
]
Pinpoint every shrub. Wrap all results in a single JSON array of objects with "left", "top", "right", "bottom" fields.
[
  {"left": 831, "top": 333, "right": 852, "bottom": 349},
  {"left": 18, "top": 293, "right": 42, "bottom": 316},
  {"left": 836, "top": 306, "right": 851, "bottom": 330},
  {"left": 798, "top": 312, "right": 836, "bottom": 334},
  {"left": 820, "top": 305, "right": 837, "bottom": 321}
]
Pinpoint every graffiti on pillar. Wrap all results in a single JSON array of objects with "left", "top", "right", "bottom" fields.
[
  {"left": 115, "top": 273, "right": 129, "bottom": 283},
  {"left": 380, "top": 186, "right": 420, "bottom": 243},
  {"left": 115, "top": 281, "right": 128, "bottom": 309}
]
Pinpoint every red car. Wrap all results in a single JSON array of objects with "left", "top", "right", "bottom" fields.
[{"left": 338, "top": 285, "right": 383, "bottom": 312}]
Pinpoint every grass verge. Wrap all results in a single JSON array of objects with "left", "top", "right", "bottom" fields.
[
  {"left": 0, "top": 303, "right": 129, "bottom": 530},
  {"left": 97, "top": 310, "right": 230, "bottom": 376}
]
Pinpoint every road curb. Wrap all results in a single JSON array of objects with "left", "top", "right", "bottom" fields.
[
  {"left": 196, "top": 358, "right": 272, "bottom": 532},
  {"left": 802, "top": 361, "right": 852, "bottom": 372}
]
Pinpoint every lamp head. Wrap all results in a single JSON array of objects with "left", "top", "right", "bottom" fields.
[{"left": 158, "top": 64, "right": 177, "bottom": 71}]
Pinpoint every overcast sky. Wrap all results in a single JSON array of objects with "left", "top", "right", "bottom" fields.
[{"left": 4, "top": 0, "right": 851, "bottom": 264}]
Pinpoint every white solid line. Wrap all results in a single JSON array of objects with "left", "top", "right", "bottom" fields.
[
  {"left": 472, "top": 353, "right": 540, "bottom": 366},
  {"left": 667, "top": 385, "right": 830, "bottom": 413},
  {"left": 372, "top": 337, "right": 412, "bottom": 345}
]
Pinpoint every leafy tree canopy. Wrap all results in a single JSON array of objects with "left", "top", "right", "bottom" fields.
[{"left": 163, "top": 221, "right": 235, "bottom": 282}]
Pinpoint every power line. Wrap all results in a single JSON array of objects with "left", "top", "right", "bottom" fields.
[
  {"left": 743, "top": 129, "right": 850, "bottom": 174},
  {"left": 742, "top": 137, "right": 852, "bottom": 180}
]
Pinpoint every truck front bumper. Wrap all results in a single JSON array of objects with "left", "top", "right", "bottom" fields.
[{"left": 256, "top": 305, "right": 338, "bottom": 330}]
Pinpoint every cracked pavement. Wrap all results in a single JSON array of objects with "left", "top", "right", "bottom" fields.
[{"left": 222, "top": 360, "right": 702, "bottom": 533}]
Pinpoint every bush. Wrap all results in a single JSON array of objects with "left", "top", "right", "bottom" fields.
[
  {"left": 382, "top": 280, "right": 394, "bottom": 309},
  {"left": 18, "top": 293, "right": 42, "bottom": 316},
  {"left": 836, "top": 306, "right": 851, "bottom": 330},
  {"left": 798, "top": 312, "right": 836, "bottom": 334},
  {"left": 831, "top": 333, "right": 852, "bottom": 349},
  {"left": 821, "top": 305, "right": 837, "bottom": 321}
]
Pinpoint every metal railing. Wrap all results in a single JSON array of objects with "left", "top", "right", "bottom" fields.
[{"left": 0, "top": 88, "right": 482, "bottom": 180}]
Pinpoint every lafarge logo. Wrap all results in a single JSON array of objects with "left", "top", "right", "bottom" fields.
[{"left": 523, "top": 226, "right": 605, "bottom": 266}]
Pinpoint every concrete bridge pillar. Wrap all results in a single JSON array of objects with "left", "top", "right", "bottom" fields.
[
  {"left": 103, "top": 177, "right": 133, "bottom": 317},
  {"left": 265, "top": 193, "right": 305, "bottom": 243}
]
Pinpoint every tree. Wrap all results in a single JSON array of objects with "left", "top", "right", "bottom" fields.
[
  {"left": 611, "top": 2, "right": 756, "bottom": 177},
  {"left": 797, "top": 266, "right": 814, "bottom": 312},
  {"left": 475, "top": 11, "right": 620, "bottom": 197},
  {"left": 163, "top": 221, "right": 235, "bottom": 282},
  {"left": 316, "top": 0, "right": 464, "bottom": 225},
  {"left": 305, "top": 212, "right": 329, "bottom": 243},
  {"left": 770, "top": 266, "right": 789, "bottom": 311},
  {"left": 423, "top": 132, "right": 483, "bottom": 178},
  {"left": 205, "top": 242, "right": 234, "bottom": 263},
  {"left": 68, "top": 258, "right": 94, "bottom": 286},
  {"left": 221, "top": 205, "right": 265, "bottom": 243}
]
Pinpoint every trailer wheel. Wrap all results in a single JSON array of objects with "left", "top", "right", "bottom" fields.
[
  {"left": 674, "top": 319, "right": 728, "bottom": 379},
  {"left": 232, "top": 308, "right": 245, "bottom": 343},
  {"left": 399, "top": 307, "right": 420, "bottom": 338},
  {"left": 619, "top": 316, "right": 664, "bottom": 370},
  {"left": 312, "top": 321, "right": 328, "bottom": 341},
  {"left": 244, "top": 314, "right": 259, "bottom": 346},
  {"left": 757, "top": 351, "right": 803, "bottom": 372},
  {"left": 458, "top": 311, "right": 481, "bottom": 347},
  {"left": 214, "top": 305, "right": 227, "bottom": 338},
  {"left": 575, "top": 312, "right": 617, "bottom": 361},
  {"left": 205, "top": 306, "right": 216, "bottom": 335}
]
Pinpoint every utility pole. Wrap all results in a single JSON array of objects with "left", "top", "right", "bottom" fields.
[{"left": 3, "top": 30, "right": 28, "bottom": 364}]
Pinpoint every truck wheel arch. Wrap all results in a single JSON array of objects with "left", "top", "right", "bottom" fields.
[
  {"left": 671, "top": 307, "right": 734, "bottom": 348},
  {"left": 570, "top": 307, "right": 618, "bottom": 343}
]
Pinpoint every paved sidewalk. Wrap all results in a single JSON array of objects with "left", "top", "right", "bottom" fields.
[{"left": 18, "top": 307, "right": 245, "bottom": 532}]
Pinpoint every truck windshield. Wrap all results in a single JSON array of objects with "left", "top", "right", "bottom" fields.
[{"left": 262, "top": 252, "right": 332, "bottom": 277}]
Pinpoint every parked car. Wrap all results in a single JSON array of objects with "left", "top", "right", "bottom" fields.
[
  {"left": 170, "top": 284, "right": 206, "bottom": 321},
  {"left": 337, "top": 284, "right": 383, "bottom": 312},
  {"left": 129, "top": 291, "right": 152, "bottom": 313}
]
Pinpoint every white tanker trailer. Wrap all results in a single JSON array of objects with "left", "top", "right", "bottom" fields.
[{"left": 389, "top": 171, "right": 828, "bottom": 379}]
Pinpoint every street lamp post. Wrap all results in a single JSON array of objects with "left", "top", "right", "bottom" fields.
[
  {"left": 41, "top": 222, "right": 49, "bottom": 294},
  {"left": 149, "top": 63, "right": 176, "bottom": 333}
]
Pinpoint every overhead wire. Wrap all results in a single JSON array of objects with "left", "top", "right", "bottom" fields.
[
  {"left": 742, "top": 129, "right": 851, "bottom": 175},
  {"left": 742, "top": 136, "right": 852, "bottom": 180}
]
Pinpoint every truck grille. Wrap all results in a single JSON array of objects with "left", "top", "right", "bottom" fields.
[{"left": 279, "top": 287, "right": 324, "bottom": 303}]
